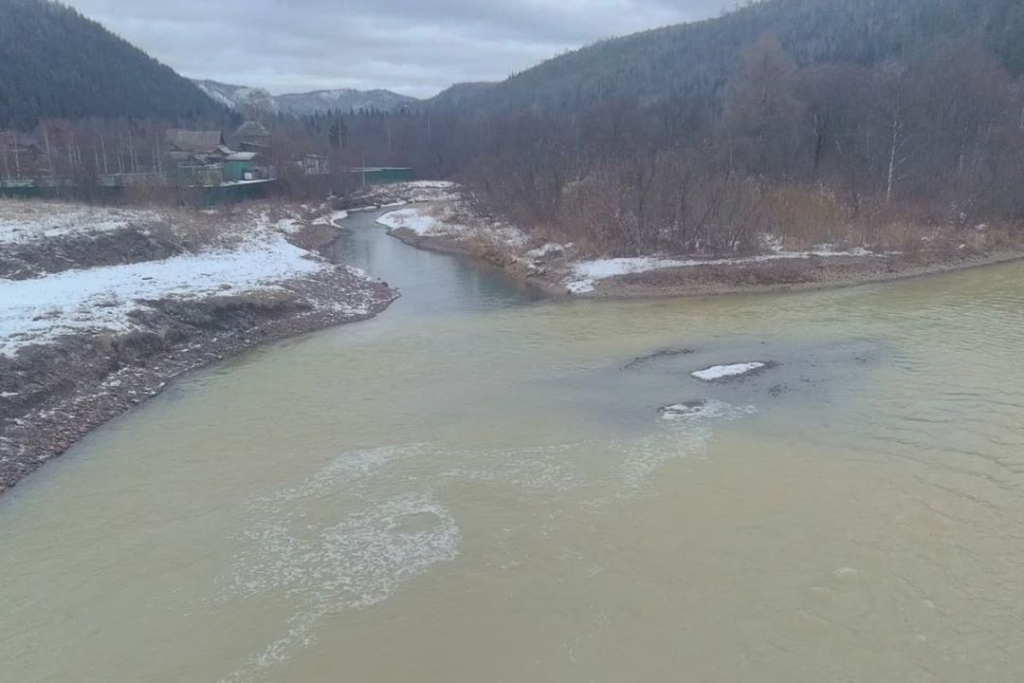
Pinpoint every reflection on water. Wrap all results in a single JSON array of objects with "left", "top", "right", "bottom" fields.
[
  {"left": 330, "top": 210, "right": 544, "bottom": 318},
  {"left": 2, "top": 213, "right": 1024, "bottom": 682}
]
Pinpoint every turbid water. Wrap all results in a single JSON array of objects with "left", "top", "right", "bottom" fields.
[{"left": 3, "top": 210, "right": 1024, "bottom": 682}]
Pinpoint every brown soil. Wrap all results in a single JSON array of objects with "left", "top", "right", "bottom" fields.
[
  {"left": 386, "top": 227, "right": 514, "bottom": 269},
  {"left": 584, "top": 250, "right": 1024, "bottom": 298}
]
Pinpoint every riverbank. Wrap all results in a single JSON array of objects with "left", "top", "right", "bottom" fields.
[
  {"left": 0, "top": 200, "right": 398, "bottom": 492},
  {"left": 372, "top": 185, "right": 1024, "bottom": 298}
]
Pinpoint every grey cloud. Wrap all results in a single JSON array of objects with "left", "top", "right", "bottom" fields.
[{"left": 64, "top": 0, "right": 736, "bottom": 97}]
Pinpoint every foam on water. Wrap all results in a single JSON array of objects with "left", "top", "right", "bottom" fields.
[
  {"left": 219, "top": 404, "right": 753, "bottom": 680},
  {"left": 620, "top": 399, "right": 756, "bottom": 490},
  {"left": 220, "top": 446, "right": 460, "bottom": 681},
  {"left": 256, "top": 443, "right": 431, "bottom": 505}
]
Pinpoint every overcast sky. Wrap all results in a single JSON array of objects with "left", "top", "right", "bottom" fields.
[{"left": 63, "top": 0, "right": 736, "bottom": 98}]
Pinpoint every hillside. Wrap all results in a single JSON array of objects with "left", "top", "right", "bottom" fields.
[
  {"left": 193, "top": 80, "right": 419, "bottom": 116},
  {"left": 274, "top": 89, "right": 419, "bottom": 115},
  {"left": 427, "top": 82, "right": 496, "bottom": 110},
  {"left": 194, "top": 80, "right": 278, "bottom": 117},
  {"left": 431, "top": 0, "right": 1024, "bottom": 114},
  {"left": 0, "top": 0, "right": 226, "bottom": 128}
]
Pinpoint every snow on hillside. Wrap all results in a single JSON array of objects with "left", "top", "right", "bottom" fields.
[
  {"left": 193, "top": 80, "right": 278, "bottom": 114},
  {"left": 196, "top": 82, "right": 237, "bottom": 109}
]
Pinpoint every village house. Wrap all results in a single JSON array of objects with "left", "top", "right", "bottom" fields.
[
  {"left": 164, "top": 129, "right": 237, "bottom": 186},
  {"left": 165, "top": 129, "right": 233, "bottom": 164},
  {"left": 233, "top": 120, "right": 271, "bottom": 152}
]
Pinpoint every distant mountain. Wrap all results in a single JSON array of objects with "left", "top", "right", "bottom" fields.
[
  {"left": 274, "top": 89, "right": 419, "bottom": 115},
  {"left": 430, "top": 0, "right": 1024, "bottom": 115},
  {"left": 0, "top": 0, "right": 227, "bottom": 128},
  {"left": 194, "top": 80, "right": 278, "bottom": 117},
  {"left": 192, "top": 81, "right": 420, "bottom": 116}
]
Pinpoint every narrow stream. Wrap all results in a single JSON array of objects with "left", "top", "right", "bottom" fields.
[{"left": 2, "top": 211, "right": 1024, "bottom": 682}]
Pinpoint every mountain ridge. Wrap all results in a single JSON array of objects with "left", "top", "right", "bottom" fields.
[
  {"left": 426, "top": 0, "right": 1024, "bottom": 114},
  {"left": 193, "top": 79, "right": 420, "bottom": 116},
  {"left": 0, "top": 0, "right": 227, "bottom": 128}
]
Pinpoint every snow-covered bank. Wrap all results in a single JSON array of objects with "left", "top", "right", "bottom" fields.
[
  {"left": 0, "top": 201, "right": 163, "bottom": 245},
  {"left": 564, "top": 248, "right": 885, "bottom": 294},
  {"left": 376, "top": 203, "right": 528, "bottom": 253},
  {"left": 0, "top": 235, "right": 323, "bottom": 356},
  {"left": 0, "top": 200, "right": 398, "bottom": 493},
  {"left": 371, "top": 181, "right": 1024, "bottom": 299}
]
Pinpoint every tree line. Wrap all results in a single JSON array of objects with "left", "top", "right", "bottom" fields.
[{"left": 457, "top": 37, "right": 1024, "bottom": 254}]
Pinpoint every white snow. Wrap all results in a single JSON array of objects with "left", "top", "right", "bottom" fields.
[
  {"left": 374, "top": 181, "right": 460, "bottom": 203},
  {"left": 404, "top": 180, "right": 456, "bottom": 189},
  {"left": 376, "top": 206, "right": 528, "bottom": 249},
  {"left": 0, "top": 202, "right": 162, "bottom": 244},
  {"left": 525, "top": 243, "right": 566, "bottom": 260},
  {"left": 311, "top": 210, "right": 348, "bottom": 227},
  {"left": 376, "top": 208, "right": 442, "bottom": 236},
  {"left": 221, "top": 179, "right": 274, "bottom": 187},
  {"left": 0, "top": 235, "right": 324, "bottom": 357},
  {"left": 566, "top": 257, "right": 695, "bottom": 293},
  {"left": 275, "top": 218, "right": 303, "bottom": 234},
  {"left": 691, "top": 363, "right": 766, "bottom": 381},
  {"left": 565, "top": 246, "right": 884, "bottom": 293}
]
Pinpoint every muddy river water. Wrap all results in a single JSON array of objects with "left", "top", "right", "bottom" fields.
[{"left": 3, "top": 210, "right": 1024, "bottom": 682}]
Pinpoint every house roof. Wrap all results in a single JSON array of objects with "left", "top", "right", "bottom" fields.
[
  {"left": 165, "top": 129, "right": 225, "bottom": 153},
  {"left": 235, "top": 120, "right": 270, "bottom": 138},
  {"left": 224, "top": 152, "right": 258, "bottom": 162}
]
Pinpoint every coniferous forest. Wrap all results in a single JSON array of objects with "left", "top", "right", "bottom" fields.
[
  {"left": 3, "top": 0, "right": 1024, "bottom": 255},
  {"left": 0, "top": 0, "right": 227, "bottom": 128}
]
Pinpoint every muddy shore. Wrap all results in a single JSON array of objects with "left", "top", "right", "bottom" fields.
[
  {"left": 381, "top": 211, "right": 1024, "bottom": 299},
  {"left": 0, "top": 219, "right": 398, "bottom": 493},
  {"left": 572, "top": 249, "right": 1024, "bottom": 299}
]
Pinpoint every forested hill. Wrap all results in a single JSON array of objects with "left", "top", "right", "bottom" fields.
[
  {"left": 0, "top": 0, "right": 226, "bottom": 128},
  {"left": 430, "top": 0, "right": 1024, "bottom": 114}
]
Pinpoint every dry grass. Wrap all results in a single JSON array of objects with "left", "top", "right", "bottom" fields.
[{"left": 766, "top": 185, "right": 851, "bottom": 248}]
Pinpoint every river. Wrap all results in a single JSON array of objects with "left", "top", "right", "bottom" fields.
[{"left": 2, "top": 209, "right": 1024, "bottom": 681}]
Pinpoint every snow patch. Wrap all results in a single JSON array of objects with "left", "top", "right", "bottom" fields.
[
  {"left": 0, "top": 235, "right": 324, "bottom": 357},
  {"left": 0, "top": 202, "right": 162, "bottom": 245},
  {"left": 310, "top": 210, "right": 348, "bottom": 227},
  {"left": 566, "top": 257, "right": 694, "bottom": 293},
  {"left": 691, "top": 363, "right": 766, "bottom": 381},
  {"left": 525, "top": 243, "right": 566, "bottom": 260},
  {"left": 565, "top": 246, "right": 885, "bottom": 293},
  {"left": 376, "top": 208, "right": 443, "bottom": 236},
  {"left": 377, "top": 206, "right": 527, "bottom": 248}
]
